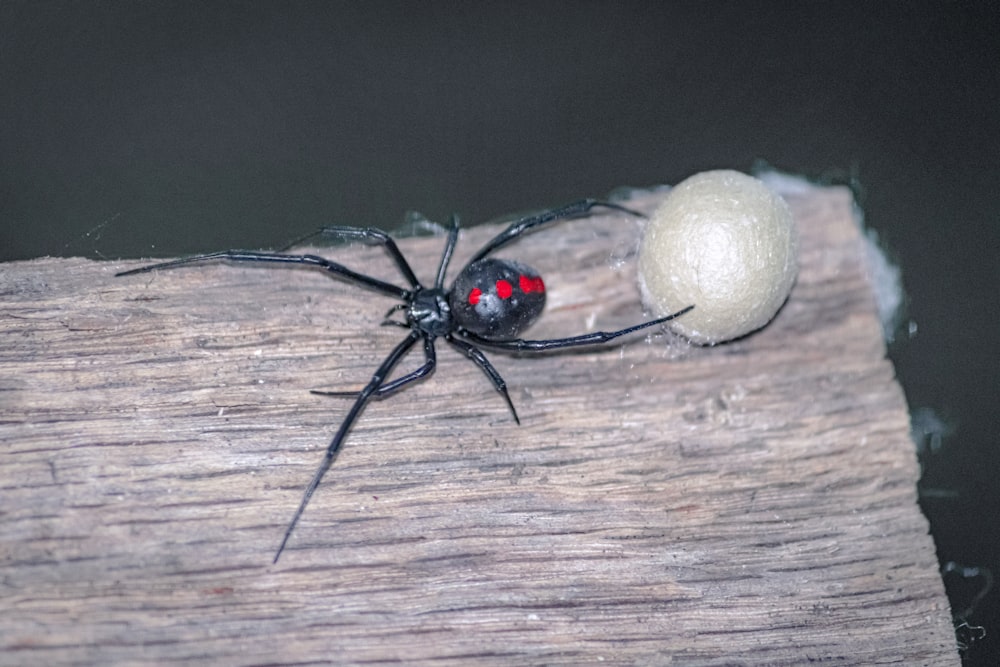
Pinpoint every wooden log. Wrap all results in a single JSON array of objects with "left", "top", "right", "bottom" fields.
[{"left": 0, "top": 186, "right": 958, "bottom": 665}]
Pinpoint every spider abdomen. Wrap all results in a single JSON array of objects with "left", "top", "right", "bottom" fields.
[{"left": 449, "top": 258, "right": 546, "bottom": 339}]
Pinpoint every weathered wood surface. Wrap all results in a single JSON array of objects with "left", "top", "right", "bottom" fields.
[{"left": 1, "top": 187, "right": 956, "bottom": 665}]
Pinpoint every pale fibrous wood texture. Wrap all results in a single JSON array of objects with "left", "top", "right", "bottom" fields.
[{"left": 2, "top": 187, "right": 956, "bottom": 665}]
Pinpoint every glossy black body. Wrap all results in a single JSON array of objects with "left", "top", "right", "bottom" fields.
[{"left": 449, "top": 258, "right": 545, "bottom": 338}]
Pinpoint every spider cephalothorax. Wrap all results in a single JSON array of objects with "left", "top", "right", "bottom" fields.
[{"left": 117, "top": 199, "right": 693, "bottom": 562}]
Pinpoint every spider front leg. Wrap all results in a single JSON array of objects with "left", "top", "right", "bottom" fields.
[{"left": 116, "top": 250, "right": 409, "bottom": 300}]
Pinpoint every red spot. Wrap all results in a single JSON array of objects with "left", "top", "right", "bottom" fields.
[
  {"left": 468, "top": 288, "right": 482, "bottom": 305},
  {"left": 495, "top": 279, "right": 513, "bottom": 299},
  {"left": 519, "top": 274, "right": 545, "bottom": 294}
]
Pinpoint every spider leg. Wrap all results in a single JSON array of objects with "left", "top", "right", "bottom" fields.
[
  {"left": 434, "top": 215, "right": 460, "bottom": 289},
  {"left": 310, "top": 336, "right": 437, "bottom": 400},
  {"left": 467, "top": 199, "right": 645, "bottom": 264},
  {"left": 273, "top": 330, "right": 421, "bottom": 564},
  {"left": 461, "top": 305, "right": 694, "bottom": 352},
  {"left": 280, "top": 226, "right": 421, "bottom": 288},
  {"left": 116, "top": 250, "right": 409, "bottom": 300},
  {"left": 445, "top": 335, "right": 520, "bottom": 424}
]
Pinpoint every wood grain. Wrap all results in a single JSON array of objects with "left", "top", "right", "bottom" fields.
[{"left": 1, "top": 187, "right": 957, "bottom": 665}]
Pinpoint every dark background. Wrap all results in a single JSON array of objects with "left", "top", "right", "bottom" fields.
[{"left": 2, "top": 2, "right": 997, "bottom": 662}]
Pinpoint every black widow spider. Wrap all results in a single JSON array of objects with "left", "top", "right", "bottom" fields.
[{"left": 117, "top": 199, "right": 693, "bottom": 562}]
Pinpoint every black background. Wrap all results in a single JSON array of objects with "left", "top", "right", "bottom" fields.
[{"left": 2, "top": 2, "right": 998, "bottom": 663}]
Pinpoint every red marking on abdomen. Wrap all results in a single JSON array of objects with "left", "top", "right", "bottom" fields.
[
  {"left": 495, "top": 279, "right": 513, "bottom": 299},
  {"left": 519, "top": 275, "right": 545, "bottom": 294},
  {"left": 468, "top": 288, "right": 482, "bottom": 305}
]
